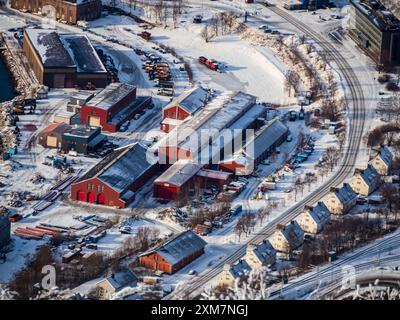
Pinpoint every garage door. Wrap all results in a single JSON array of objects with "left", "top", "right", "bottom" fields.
[
  {"left": 88, "top": 193, "right": 96, "bottom": 203},
  {"left": 89, "top": 116, "right": 101, "bottom": 127},
  {"left": 53, "top": 74, "right": 65, "bottom": 88},
  {"left": 77, "top": 191, "right": 86, "bottom": 202},
  {"left": 97, "top": 194, "right": 106, "bottom": 205},
  {"left": 47, "top": 136, "right": 58, "bottom": 148},
  {"left": 155, "top": 186, "right": 177, "bottom": 200}
]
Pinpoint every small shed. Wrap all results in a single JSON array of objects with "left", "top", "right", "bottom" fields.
[{"left": 38, "top": 122, "right": 72, "bottom": 149}]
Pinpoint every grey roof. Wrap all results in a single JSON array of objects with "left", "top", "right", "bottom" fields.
[
  {"left": 25, "top": 29, "right": 106, "bottom": 72},
  {"left": 280, "top": 221, "right": 304, "bottom": 244},
  {"left": 358, "top": 165, "right": 380, "bottom": 189},
  {"left": 246, "top": 118, "right": 288, "bottom": 160},
  {"left": 63, "top": 126, "right": 101, "bottom": 139},
  {"left": 85, "top": 83, "right": 136, "bottom": 111},
  {"left": 307, "top": 202, "right": 331, "bottom": 225},
  {"left": 60, "top": 34, "right": 106, "bottom": 73},
  {"left": 377, "top": 145, "right": 393, "bottom": 166},
  {"left": 154, "top": 160, "right": 203, "bottom": 187},
  {"left": 250, "top": 240, "right": 276, "bottom": 264},
  {"left": 104, "top": 270, "right": 137, "bottom": 291},
  {"left": 164, "top": 87, "right": 209, "bottom": 115},
  {"left": 25, "top": 29, "right": 74, "bottom": 68},
  {"left": 141, "top": 230, "right": 207, "bottom": 265},
  {"left": 335, "top": 183, "right": 357, "bottom": 205},
  {"left": 179, "top": 92, "right": 257, "bottom": 152},
  {"left": 78, "top": 143, "right": 156, "bottom": 193},
  {"left": 228, "top": 260, "right": 252, "bottom": 279}
]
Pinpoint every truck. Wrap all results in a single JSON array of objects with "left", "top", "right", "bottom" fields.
[{"left": 198, "top": 56, "right": 220, "bottom": 72}]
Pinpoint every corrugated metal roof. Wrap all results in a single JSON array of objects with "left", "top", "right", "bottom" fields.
[
  {"left": 78, "top": 143, "right": 156, "bottom": 193},
  {"left": 245, "top": 118, "right": 288, "bottom": 160},
  {"left": 85, "top": 83, "right": 136, "bottom": 111},
  {"left": 140, "top": 230, "right": 207, "bottom": 266},
  {"left": 154, "top": 160, "right": 203, "bottom": 187},
  {"left": 60, "top": 34, "right": 106, "bottom": 73},
  {"left": 164, "top": 87, "right": 209, "bottom": 115}
]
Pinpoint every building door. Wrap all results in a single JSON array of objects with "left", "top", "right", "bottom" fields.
[
  {"left": 77, "top": 191, "right": 86, "bottom": 202},
  {"left": 156, "top": 186, "right": 177, "bottom": 200},
  {"left": 89, "top": 116, "right": 101, "bottom": 127},
  {"left": 88, "top": 192, "right": 96, "bottom": 203},
  {"left": 97, "top": 194, "right": 106, "bottom": 205},
  {"left": 53, "top": 74, "right": 66, "bottom": 88},
  {"left": 46, "top": 136, "right": 58, "bottom": 148}
]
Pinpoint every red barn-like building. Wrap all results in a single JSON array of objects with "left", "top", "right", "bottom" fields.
[
  {"left": 80, "top": 83, "right": 151, "bottom": 132},
  {"left": 71, "top": 143, "right": 157, "bottom": 208},
  {"left": 139, "top": 230, "right": 207, "bottom": 274},
  {"left": 161, "top": 87, "right": 209, "bottom": 133}
]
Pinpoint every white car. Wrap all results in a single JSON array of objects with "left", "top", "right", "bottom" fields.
[{"left": 259, "top": 24, "right": 268, "bottom": 30}]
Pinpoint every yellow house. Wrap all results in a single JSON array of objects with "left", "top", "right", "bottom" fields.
[
  {"left": 297, "top": 202, "right": 331, "bottom": 235},
  {"left": 244, "top": 240, "right": 276, "bottom": 270},
  {"left": 369, "top": 145, "right": 393, "bottom": 176},
  {"left": 217, "top": 260, "right": 252, "bottom": 287},
  {"left": 96, "top": 270, "right": 137, "bottom": 300},
  {"left": 269, "top": 221, "right": 304, "bottom": 253},
  {"left": 324, "top": 183, "right": 358, "bottom": 215},
  {"left": 349, "top": 165, "right": 381, "bottom": 196}
]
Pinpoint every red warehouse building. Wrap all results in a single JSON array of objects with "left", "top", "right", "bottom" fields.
[
  {"left": 80, "top": 83, "right": 151, "bottom": 132},
  {"left": 161, "top": 86, "right": 209, "bottom": 133},
  {"left": 139, "top": 230, "right": 207, "bottom": 274},
  {"left": 154, "top": 160, "right": 203, "bottom": 201},
  {"left": 71, "top": 143, "right": 158, "bottom": 208}
]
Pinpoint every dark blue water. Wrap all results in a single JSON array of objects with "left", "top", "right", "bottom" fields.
[{"left": 0, "top": 56, "right": 14, "bottom": 103}]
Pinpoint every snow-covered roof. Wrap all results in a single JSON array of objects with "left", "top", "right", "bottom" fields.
[
  {"left": 351, "top": 0, "right": 400, "bottom": 31},
  {"left": 99, "top": 270, "right": 137, "bottom": 291},
  {"left": 244, "top": 118, "right": 288, "bottom": 160},
  {"left": 63, "top": 126, "right": 101, "bottom": 139},
  {"left": 196, "top": 169, "right": 232, "bottom": 181},
  {"left": 377, "top": 145, "right": 393, "bottom": 166},
  {"left": 25, "top": 29, "right": 74, "bottom": 68},
  {"left": 154, "top": 160, "right": 203, "bottom": 187},
  {"left": 306, "top": 202, "right": 330, "bottom": 225},
  {"left": 78, "top": 143, "right": 156, "bottom": 193},
  {"left": 140, "top": 230, "right": 207, "bottom": 266},
  {"left": 248, "top": 240, "right": 276, "bottom": 265},
  {"left": 85, "top": 83, "right": 136, "bottom": 111},
  {"left": 179, "top": 92, "right": 257, "bottom": 153},
  {"left": 40, "top": 122, "right": 71, "bottom": 135},
  {"left": 60, "top": 34, "right": 106, "bottom": 73},
  {"left": 335, "top": 183, "right": 357, "bottom": 205},
  {"left": 163, "top": 87, "right": 209, "bottom": 115},
  {"left": 25, "top": 29, "right": 106, "bottom": 72},
  {"left": 226, "top": 260, "right": 252, "bottom": 279},
  {"left": 356, "top": 165, "right": 380, "bottom": 189},
  {"left": 279, "top": 221, "right": 304, "bottom": 244}
]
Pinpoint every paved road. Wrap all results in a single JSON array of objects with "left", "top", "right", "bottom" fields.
[{"left": 164, "top": 3, "right": 367, "bottom": 300}]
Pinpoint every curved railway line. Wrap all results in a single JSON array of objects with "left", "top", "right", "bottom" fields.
[{"left": 165, "top": 5, "right": 367, "bottom": 300}]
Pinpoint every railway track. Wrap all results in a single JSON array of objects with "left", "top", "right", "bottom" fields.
[
  {"left": 165, "top": 5, "right": 366, "bottom": 300},
  {"left": 269, "top": 230, "right": 400, "bottom": 298}
]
